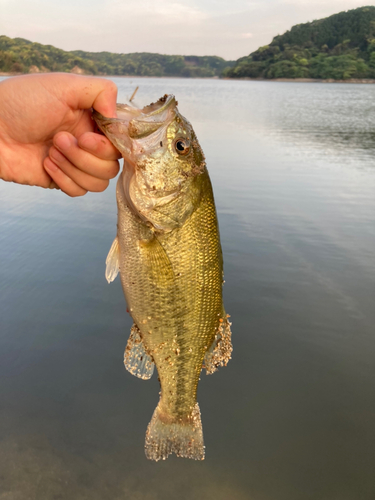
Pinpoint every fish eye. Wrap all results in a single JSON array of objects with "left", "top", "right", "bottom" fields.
[{"left": 174, "top": 138, "right": 190, "bottom": 156}]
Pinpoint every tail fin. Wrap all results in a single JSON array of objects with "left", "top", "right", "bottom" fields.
[{"left": 145, "top": 401, "right": 205, "bottom": 461}]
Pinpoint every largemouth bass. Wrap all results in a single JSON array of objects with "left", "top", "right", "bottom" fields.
[{"left": 93, "top": 95, "right": 232, "bottom": 461}]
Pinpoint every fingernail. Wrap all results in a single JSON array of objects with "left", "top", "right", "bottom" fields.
[{"left": 54, "top": 133, "right": 71, "bottom": 151}]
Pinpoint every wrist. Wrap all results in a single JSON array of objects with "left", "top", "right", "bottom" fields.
[
  {"left": 0, "top": 79, "right": 16, "bottom": 183},
  {"left": 0, "top": 126, "right": 11, "bottom": 183}
]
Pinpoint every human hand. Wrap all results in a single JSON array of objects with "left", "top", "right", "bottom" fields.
[{"left": 0, "top": 73, "right": 121, "bottom": 196}]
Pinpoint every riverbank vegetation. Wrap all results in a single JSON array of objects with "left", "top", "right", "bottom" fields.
[
  {"left": 0, "top": 36, "right": 233, "bottom": 77},
  {"left": 2, "top": 6, "right": 375, "bottom": 81},
  {"left": 226, "top": 6, "right": 375, "bottom": 80}
]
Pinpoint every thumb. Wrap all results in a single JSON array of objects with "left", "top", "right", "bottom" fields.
[{"left": 65, "top": 75, "right": 118, "bottom": 118}]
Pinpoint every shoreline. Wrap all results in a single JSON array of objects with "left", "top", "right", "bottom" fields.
[
  {"left": 1, "top": 72, "right": 375, "bottom": 84},
  {"left": 227, "top": 77, "right": 375, "bottom": 84}
]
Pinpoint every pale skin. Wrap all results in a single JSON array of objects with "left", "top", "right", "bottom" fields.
[{"left": 0, "top": 73, "right": 122, "bottom": 197}]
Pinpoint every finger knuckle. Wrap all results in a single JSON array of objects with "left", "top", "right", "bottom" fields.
[
  {"left": 67, "top": 188, "right": 87, "bottom": 198},
  {"left": 110, "top": 161, "right": 120, "bottom": 178},
  {"left": 103, "top": 79, "right": 117, "bottom": 96},
  {"left": 93, "top": 180, "right": 109, "bottom": 193}
]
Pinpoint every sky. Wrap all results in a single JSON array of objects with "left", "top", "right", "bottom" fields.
[{"left": 1, "top": 0, "right": 375, "bottom": 60}]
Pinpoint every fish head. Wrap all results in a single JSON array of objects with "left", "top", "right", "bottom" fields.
[{"left": 93, "top": 95, "right": 206, "bottom": 230}]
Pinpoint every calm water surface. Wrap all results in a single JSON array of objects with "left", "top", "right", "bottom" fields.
[{"left": 1, "top": 78, "right": 374, "bottom": 500}]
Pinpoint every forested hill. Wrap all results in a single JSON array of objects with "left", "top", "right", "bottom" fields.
[
  {"left": 0, "top": 36, "right": 234, "bottom": 77},
  {"left": 3, "top": 6, "right": 375, "bottom": 81},
  {"left": 226, "top": 6, "right": 375, "bottom": 80}
]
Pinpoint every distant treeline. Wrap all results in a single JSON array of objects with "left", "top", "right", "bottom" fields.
[
  {"left": 225, "top": 6, "right": 375, "bottom": 80},
  {"left": 2, "top": 6, "right": 375, "bottom": 81},
  {"left": 0, "top": 36, "right": 234, "bottom": 77}
]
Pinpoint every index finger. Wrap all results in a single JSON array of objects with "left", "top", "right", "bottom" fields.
[{"left": 78, "top": 132, "right": 122, "bottom": 161}]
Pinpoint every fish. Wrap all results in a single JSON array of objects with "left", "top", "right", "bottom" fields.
[{"left": 93, "top": 95, "right": 232, "bottom": 461}]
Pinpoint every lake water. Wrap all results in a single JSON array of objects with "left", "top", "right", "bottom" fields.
[{"left": 0, "top": 77, "right": 374, "bottom": 500}]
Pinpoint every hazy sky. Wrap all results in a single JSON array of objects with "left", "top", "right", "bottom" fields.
[{"left": 1, "top": 0, "right": 375, "bottom": 60}]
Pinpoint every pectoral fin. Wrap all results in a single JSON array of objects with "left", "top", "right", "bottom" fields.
[
  {"left": 124, "top": 324, "right": 155, "bottom": 380},
  {"left": 138, "top": 234, "right": 174, "bottom": 283},
  {"left": 105, "top": 236, "right": 120, "bottom": 283},
  {"left": 203, "top": 315, "right": 233, "bottom": 375}
]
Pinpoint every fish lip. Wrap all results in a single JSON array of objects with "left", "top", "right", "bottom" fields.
[
  {"left": 141, "top": 94, "right": 176, "bottom": 116},
  {"left": 92, "top": 109, "right": 117, "bottom": 136},
  {"left": 92, "top": 95, "right": 176, "bottom": 127},
  {"left": 92, "top": 107, "right": 129, "bottom": 131},
  {"left": 92, "top": 95, "right": 178, "bottom": 155}
]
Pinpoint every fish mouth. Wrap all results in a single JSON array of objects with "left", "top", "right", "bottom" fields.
[
  {"left": 93, "top": 95, "right": 179, "bottom": 226},
  {"left": 138, "top": 94, "right": 177, "bottom": 118},
  {"left": 92, "top": 94, "right": 177, "bottom": 157}
]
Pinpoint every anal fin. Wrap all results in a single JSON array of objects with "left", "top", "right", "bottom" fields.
[
  {"left": 124, "top": 324, "right": 154, "bottom": 380},
  {"left": 203, "top": 315, "right": 233, "bottom": 375}
]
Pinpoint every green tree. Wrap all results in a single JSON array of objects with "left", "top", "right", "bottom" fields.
[{"left": 227, "top": 6, "right": 375, "bottom": 80}]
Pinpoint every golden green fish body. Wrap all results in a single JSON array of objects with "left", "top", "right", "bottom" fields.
[
  {"left": 94, "top": 95, "right": 232, "bottom": 461},
  {"left": 117, "top": 168, "right": 223, "bottom": 418}
]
